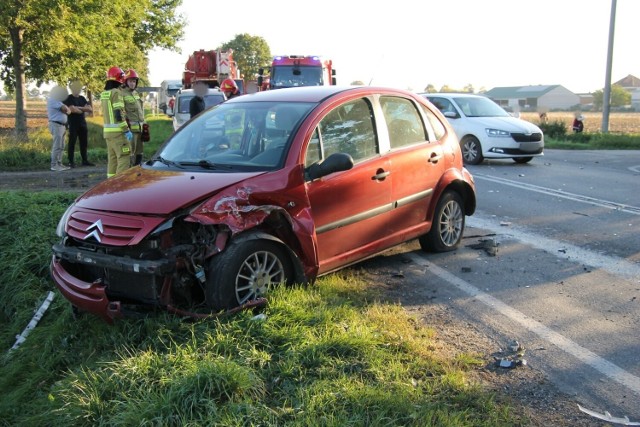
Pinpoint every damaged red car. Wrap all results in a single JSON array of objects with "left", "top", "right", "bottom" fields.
[{"left": 51, "top": 86, "right": 476, "bottom": 322}]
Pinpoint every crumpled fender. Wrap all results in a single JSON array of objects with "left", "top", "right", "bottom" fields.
[
  {"left": 186, "top": 185, "right": 320, "bottom": 280},
  {"left": 430, "top": 167, "right": 476, "bottom": 219}
]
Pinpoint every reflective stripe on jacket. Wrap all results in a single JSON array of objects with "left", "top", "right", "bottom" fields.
[{"left": 100, "top": 89, "right": 128, "bottom": 135}]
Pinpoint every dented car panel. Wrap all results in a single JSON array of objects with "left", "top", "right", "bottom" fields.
[{"left": 51, "top": 86, "right": 476, "bottom": 322}]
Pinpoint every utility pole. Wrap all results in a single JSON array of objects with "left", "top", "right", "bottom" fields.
[{"left": 602, "top": 0, "right": 617, "bottom": 133}]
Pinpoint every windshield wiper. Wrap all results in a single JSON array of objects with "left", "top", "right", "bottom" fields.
[
  {"left": 178, "top": 159, "right": 231, "bottom": 170},
  {"left": 151, "top": 156, "right": 185, "bottom": 169}
]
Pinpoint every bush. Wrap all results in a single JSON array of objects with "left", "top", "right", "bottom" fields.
[{"left": 538, "top": 120, "right": 567, "bottom": 139}]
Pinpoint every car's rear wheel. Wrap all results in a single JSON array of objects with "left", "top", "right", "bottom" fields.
[
  {"left": 205, "top": 239, "right": 293, "bottom": 311},
  {"left": 460, "top": 136, "right": 483, "bottom": 165},
  {"left": 513, "top": 157, "right": 533, "bottom": 164},
  {"left": 419, "top": 191, "right": 465, "bottom": 252}
]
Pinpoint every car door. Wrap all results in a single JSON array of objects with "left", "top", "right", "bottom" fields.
[
  {"left": 305, "top": 97, "right": 393, "bottom": 274},
  {"left": 427, "top": 96, "right": 466, "bottom": 136},
  {"left": 380, "top": 96, "right": 445, "bottom": 237}
]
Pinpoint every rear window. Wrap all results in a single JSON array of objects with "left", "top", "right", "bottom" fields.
[{"left": 177, "top": 94, "right": 226, "bottom": 114}]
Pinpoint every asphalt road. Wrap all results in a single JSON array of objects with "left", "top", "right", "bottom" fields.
[{"left": 400, "top": 149, "right": 640, "bottom": 421}]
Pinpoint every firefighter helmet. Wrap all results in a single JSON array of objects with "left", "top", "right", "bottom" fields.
[
  {"left": 107, "top": 66, "right": 125, "bottom": 83},
  {"left": 124, "top": 69, "right": 139, "bottom": 82},
  {"left": 221, "top": 78, "right": 238, "bottom": 94}
]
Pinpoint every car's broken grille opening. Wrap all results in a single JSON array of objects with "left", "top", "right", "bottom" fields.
[
  {"left": 510, "top": 132, "right": 542, "bottom": 142},
  {"left": 105, "top": 270, "right": 162, "bottom": 304}
]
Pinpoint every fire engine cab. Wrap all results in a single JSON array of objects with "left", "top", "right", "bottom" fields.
[{"left": 257, "top": 55, "right": 336, "bottom": 90}]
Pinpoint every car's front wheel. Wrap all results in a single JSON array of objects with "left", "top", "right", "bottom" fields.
[
  {"left": 419, "top": 191, "right": 465, "bottom": 252},
  {"left": 205, "top": 239, "right": 293, "bottom": 311},
  {"left": 513, "top": 157, "right": 533, "bottom": 164},
  {"left": 460, "top": 136, "right": 483, "bottom": 165}
]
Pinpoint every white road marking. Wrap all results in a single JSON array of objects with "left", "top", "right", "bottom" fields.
[
  {"left": 473, "top": 173, "right": 640, "bottom": 215},
  {"left": 407, "top": 252, "right": 640, "bottom": 397},
  {"left": 629, "top": 165, "right": 640, "bottom": 174},
  {"left": 468, "top": 214, "right": 640, "bottom": 281}
]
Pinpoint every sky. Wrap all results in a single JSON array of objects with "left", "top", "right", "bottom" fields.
[{"left": 149, "top": 0, "right": 640, "bottom": 94}]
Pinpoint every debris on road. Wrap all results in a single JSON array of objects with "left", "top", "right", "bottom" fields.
[
  {"left": 495, "top": 339, "right": 527, "bottom": 369},
  {"left": 467, "top": 238, "right": 499, "bottom": 257},
  {"left": 500, "top": 221, "right": 512, "bottom": 227},
  {"left": 10, "top": 291, "right": 55, "bottom": 351},
  {"left": 577, "top": 404, "right": 640, "bottom": 425}
]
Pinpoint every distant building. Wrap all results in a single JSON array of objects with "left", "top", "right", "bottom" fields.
[
  {"left": 484, "top": 85, "right": 580, "bottom": 111},
  {"left": 613, "top": 74, "right": 640, "bottom": 91},
  {"left": 613, "top": 75, "right": 640, "bottom": 110}
]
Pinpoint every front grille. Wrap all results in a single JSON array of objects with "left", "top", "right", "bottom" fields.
[
  {"left": 511, "top": 132, "right": 543, "bottom": 142},
  {"left": 67, "top": 211, "right": 145, "bottom": 246},
  {"left": 490, "top": 147, "right": 543, "bottom": 155}
]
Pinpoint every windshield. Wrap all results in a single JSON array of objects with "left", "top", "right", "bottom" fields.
[
  {"left": 155, "top": 101, "right": 314, "bottom": 171},
  {"left": 452, "top": 96, "right": 510, "bottom": 118},
  {"left": 270, "top": 66, "right": 324, "bottom": 88},
  {"left": 177, "top": 93, "right": 225, "bottom": 114}
]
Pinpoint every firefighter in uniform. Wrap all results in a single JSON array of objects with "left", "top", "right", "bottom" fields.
[
  {"left": 101, "top": 66, "right": 132, "bottom": 177},
  {"left": 122, "top": 69, "right": 146, "bottom": 166}
]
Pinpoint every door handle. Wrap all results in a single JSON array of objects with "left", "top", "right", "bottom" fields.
[
  {"left": 372, "top": 170, "right": 390, "bottom": 180},
  {"left": 428, "top": 153, "right": 442, "bottom": 163}
]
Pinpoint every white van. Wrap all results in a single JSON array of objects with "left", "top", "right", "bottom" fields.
[
  {"left": 170, "top": 89, "right": 226, "bottom": 131},
  {"left": 158, "top": 80, "right": 183, "bottom": 114}
]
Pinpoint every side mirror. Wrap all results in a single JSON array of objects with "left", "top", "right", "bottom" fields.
[
  {"left": 444, "top": 111, "right": 458, "bottom": 119},
  {"left": 305, "top": 152, "right": 354, "bottom": 181}
]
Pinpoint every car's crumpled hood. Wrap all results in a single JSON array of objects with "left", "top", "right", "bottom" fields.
[
  {"left": 467, "top": 116, "right": 542, "bottom": 133},
  {"left": 75, "top": 167, "right": 265, "bottom": 215}
]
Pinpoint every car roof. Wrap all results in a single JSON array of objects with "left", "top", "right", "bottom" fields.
[
  {"left": 177, "top": 88, "right": 224, "bottom": 96},
  {"left": 421, "top": 93, "right": 487, "bottom": 99},
  {"left": 225, "top": 86, "right": 420, "bottom": 104}
]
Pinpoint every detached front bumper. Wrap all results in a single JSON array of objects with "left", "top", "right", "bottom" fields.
[{"left": 51, "top": 243, "right": 175, "bottom": 322}]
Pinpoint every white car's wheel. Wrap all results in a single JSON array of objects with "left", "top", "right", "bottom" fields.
[{"left": 460, "top": 136, "right": 483, "bottom": 165}]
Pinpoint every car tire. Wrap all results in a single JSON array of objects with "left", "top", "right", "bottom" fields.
[
  {"left": 419, "top": 191, "right": 465, "bottom": 252},
  {"left": 513, "top": 157, "right": 533, "bottom": 164},
  {"left": 460, "top": 136, "right": 483, "bottom": 165},
  {"left": 205, "top": 239, "right": 293, "bottom": 311}
]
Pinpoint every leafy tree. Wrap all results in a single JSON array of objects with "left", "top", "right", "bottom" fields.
[
  {"left": 0, "top": 0, "right": 185, "bottom": 140},
  {"left": 463, "top": 83, "right": 475, "bottom": 93},
  {"left": 592, "top": 84, "right": 631, "bottom": 110},
  {"left": 219, "top": 34, "right": 271, "bottom": 81},
  {"left": 423, "top": 84, "right": 436, "bottom": 93},
  {"left": 351, "top": 80, "right": 365, "bottom": 85}
]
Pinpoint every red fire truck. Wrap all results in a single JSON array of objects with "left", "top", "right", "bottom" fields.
[
  {"left": 257, "top": 55, "right": 336, "bottom": 90},
  {"left": 182, "top": 49, "right": 245, "bottom": 94}
]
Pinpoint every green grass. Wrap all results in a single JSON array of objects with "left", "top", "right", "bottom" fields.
[
  {"left": 0, "top": 191, "right": 524, "bottom": 426},
  {"left": 0, "top": 115, "right": 173, "bottom": 171}
]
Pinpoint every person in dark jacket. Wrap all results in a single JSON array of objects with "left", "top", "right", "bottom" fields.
[
  {"left": 189, "top": 81, "right": 208, "bottom": 118},
  {"left": 572, "top": 114, "right": 584, "bottom": 133},
  {"left": 64, "top": 80, "right": 94, "bottom": 167}
]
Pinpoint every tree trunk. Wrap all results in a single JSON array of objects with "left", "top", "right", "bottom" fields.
[
  {"left": 86, "top": 90, "right": 94, "bottom": 116},
  {"left": 10, "top": 26, "right": 28, "bottom": 141}
]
